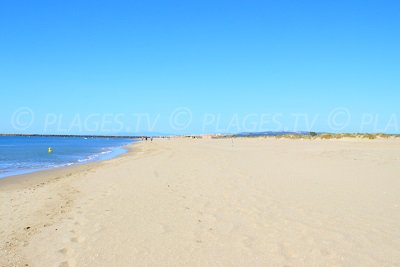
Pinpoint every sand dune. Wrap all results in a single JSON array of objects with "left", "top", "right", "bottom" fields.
[{"left": 1, "top": 138, "right": 400, "bottom": 266}]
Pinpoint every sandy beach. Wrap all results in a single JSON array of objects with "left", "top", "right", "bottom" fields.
[{"left": 1, "top": 138, "right": 400, "bottom": 267}]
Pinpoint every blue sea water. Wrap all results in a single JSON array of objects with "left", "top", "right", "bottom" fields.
[{"left": 0, "top": 136, "right": 136, "bottom": 179}]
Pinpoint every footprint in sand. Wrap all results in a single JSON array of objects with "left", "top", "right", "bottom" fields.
[
  {"left": 59, "top": 248, "right": 71, "bottom": 256},
  {"left": 59, "top": 259, "right": 76, "bottom": 267},
  {"left": 70, "top": 236, "right": 85, "bottom": 244}
]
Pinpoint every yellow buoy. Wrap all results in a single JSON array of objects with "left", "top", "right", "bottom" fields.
[{"left": 48, "top": 147, "right": 53, "bottom": 153}]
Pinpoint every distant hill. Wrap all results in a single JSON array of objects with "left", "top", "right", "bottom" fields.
[{"left": 234, "top": 131, "right": 312, "bottom": 137}]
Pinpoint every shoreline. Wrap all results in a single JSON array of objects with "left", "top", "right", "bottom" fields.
[
  {"left": 0, "top": 141, "right": 145, "bottom": 266},
  {"left": 0, "top": 140, "right": 139, "bottom": 186}
]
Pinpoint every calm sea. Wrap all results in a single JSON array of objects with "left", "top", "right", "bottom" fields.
[{"left": 0, "top": 136, "right": 136, "bottom": 178}]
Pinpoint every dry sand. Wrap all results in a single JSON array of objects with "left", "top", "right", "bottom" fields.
[{"left": 1, "top": 138, "right": 400, "bottom": 266}]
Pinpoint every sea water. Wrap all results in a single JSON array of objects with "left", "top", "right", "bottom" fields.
[{"left": 0, "top": 136, "right": 136, "bottom": 179}]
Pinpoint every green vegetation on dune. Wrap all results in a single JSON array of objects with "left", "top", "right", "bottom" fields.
[{"left": 213, "top": 133, "right": 400, "bottom": 140}]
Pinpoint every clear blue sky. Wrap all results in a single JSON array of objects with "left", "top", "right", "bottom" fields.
[{"left": 1, "top": 0, "right": 399, "bottom": 135}]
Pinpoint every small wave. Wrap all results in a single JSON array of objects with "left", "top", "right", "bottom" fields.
[
  {"left": 77, "top": 149, "right": 113, "bottom": 163},
  {"left": 0, "top": 138, "right": 135, "bottom": 179}
]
